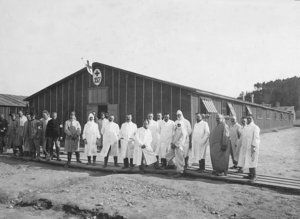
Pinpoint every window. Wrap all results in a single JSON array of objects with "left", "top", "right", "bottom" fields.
[
  {"left": 246, "top": 105, "right": 252, "bottom": 116},
  {"left": 266, "top": 110, "right": 271, "bottom": 119},
  {"left": 227, "top": 102, "right": 236, "bottom": 117},
  {"left": 256, "top": 108, "right": 263, "bottom": 119},
  {"left": 88, "top": 87, "right": 108, "bottom": 104},
  {"left": 200, "top": 97, "right": 218, "bottom": 114},
  {"left": 280, "top": 113, "right": 283, "bottom": 120},
  {"left": 221, "top": 101, "right": 229, "bottom": 116},
  {"left": 242, "top": 105, "right": 247, "bottom": 117}
]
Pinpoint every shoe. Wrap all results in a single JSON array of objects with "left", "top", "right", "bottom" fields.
[
  {"left": 173, "top": 173, "right": 183, "bottom": 178},
  {"left": 114, "top": 156, "right": 120, "bottom": 167},
  {"left": 75, "top": 152, "right": 82, "bottom": 163}
]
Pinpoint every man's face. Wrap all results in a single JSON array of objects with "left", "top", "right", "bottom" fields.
[
  {"left": 176, "top": 114, "right": 182, "bottom": 120},
  {"left": 241, "top": 118, "right": 247, "bottom": 126},
  {"left": 164, "top": 114, "right": 170, "bottom": 122},
  {"left": 216, "top": 116, "right": 220, "bottom": 124},
  {"left": 246, "top": 116, "right": 252, "bottom": 125},
  {"left": 89, "top": 116, "right": 94, "bottom": 121},
  {"left": 231, "top": 118, "right": 236, "bottom": 124},
  {"left": 11, "top": 115, "right": 16, "bottom": 120},
  {"left": 196, "top": 114, "right": 202, "bottom": 122},
  {"left": 105, "top": 113, "right": 109, "bottom": 119},
  {"left": 0, "top": 114, "right": 4, "bottom": 120},
  {"left": 26, "top": 114, "right": 31, "bottom": 120},
  {"left": 100, "top": 113, "right": 105, "bottom": 119},
  {"left": 70, "top": 112, "right": 75, "bottom": 120},
  {"left": 18, "top": 111, "right": 23, "bottom": 117},
  {"left": 52, "top": 113, "right": 57, "bottom": 119},
  {"left": 147, "top": 114, "right": 153, "bottom": 120},
  {"left": 143, "top": 121, "right": 149, "bottom": 129},
  {"left": 126, "top": 115, "right": 132, "bottom": 122},
  {"left": 31, "top": 115, "right": 36, "bottom": 120},
  {"left": 109, "top": 116, "right": 114, "bottom": 122},
  {"left": 157, "top": 113, "right": 162, "bottom": 120}
]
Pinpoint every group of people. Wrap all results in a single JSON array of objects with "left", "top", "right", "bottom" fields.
[{"left": 0, "top": 108, "right": 260, "bottom": 182}]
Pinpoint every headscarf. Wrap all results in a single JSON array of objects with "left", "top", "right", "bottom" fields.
[{"left": 88, "top": 113, "right": 94, "bottom": 122}]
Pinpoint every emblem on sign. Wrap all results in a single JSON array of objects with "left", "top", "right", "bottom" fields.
[{"left": 93, "top": 68, "right": 102, "bottom": 86}]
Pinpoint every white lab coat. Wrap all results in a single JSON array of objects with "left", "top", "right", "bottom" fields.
[
  {"left": 148, "top": 120, "right": 159, "bottom": 152},
  {"left": 82, "top": 121, "right": 100, "bottom": 156},
  {"left": 133, "top": 127, "right": 157, "bottom": 166},
  {"left": 191, "top": 120, "right": 210, "bottom": 162},
  {"left": 100, "top": 121, "right": 120, "bottom": 157},
  {"left": 120, "top": 121, "right": 137, "bottom": 159},
  {"left": 155, "top": 120, "right": 175, "bottom": 158},
  {"left": 229, "top": 123, "right": 242, "bottom": 162},
  {"left": 175, "top": 118, "right": 192, "bottom": 157},
  {"left": 238, "top": 122, "right": 260, "bottom": 168}
]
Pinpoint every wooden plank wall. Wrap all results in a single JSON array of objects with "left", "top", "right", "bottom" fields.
[{"left": 26, "top": 63, "right": 293, "bottom": 131}]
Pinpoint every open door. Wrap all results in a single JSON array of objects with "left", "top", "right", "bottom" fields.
[
  {"left": 190, "top": 95, "right": 199, "bottom": 128},
  {"left": 108, "top": 104, "right": 119, "bottom": 124}
]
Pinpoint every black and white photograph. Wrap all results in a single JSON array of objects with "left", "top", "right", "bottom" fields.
[{"left": 0, "top": 0, "right": 299, "bottom": 218}]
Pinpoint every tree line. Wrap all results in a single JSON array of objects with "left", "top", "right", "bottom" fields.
[{"left": 237, "top": 76, "right": 300, "bottom": 110}]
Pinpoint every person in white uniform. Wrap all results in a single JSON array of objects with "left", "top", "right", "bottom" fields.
[
  {"left": 133, "top": 120, "right": 158, "bottom": 171},
  {"left": 120, "top": 114, "right": 137, "bottom": 168},
  {"left": 147, "top": 113, "right": 159, "bottom": 153},
  {"left": 229, "top": 116, "right": 242, "bottom": 169},
  {"left": 236, "top": 117, "right": 247, "bottom": 173},
  {"left": 82, "top": 113, "right": 100, "bottom": 165},
  {"left": 100, "top": 115, "right": 120, "bottom": 167},
  {"left": 166, "top": 121, "right": 187, "bottom": 177},
  {"left": 155, "top": 113, "right": 174, "bottom": 168},
  {"left": 240, "top": 115, "right": 260, "bottom": 182},
  {"left": 191, "top": 113, "right": 210, "bottom": 172},
  {"left": 174, "top": 110, "right": 192, "bottom": 169}
]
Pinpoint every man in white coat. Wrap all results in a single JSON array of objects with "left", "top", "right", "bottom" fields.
[
  {"left": 166, "top": 121, "right": 187, "bottom": 177},
  {"left": 175, "top": 110, "right": 192, "bottom": 169},
  {"left": 147, "top": 113, "right": 159, "bottom": 153},
  {"left": 240, "top": 115, "right": 260, "bottom": 182},
  {"left": 236, "top": 117, "right": 247, "bottom": 173},
  {"left": 229, "top": 116, "right": 242, "bottom": 169},
  {"left": 82, "top": 113, "right": 100, "bottom": 165},
  {"left": 191, "top": 113, "right": 210, "bottom": 172},
  {"left": 120, "top": 114, "right": 137, "bottom": 168},
  {"left": 155, "top": 113, "right": 174, "bottom": 168},
  {"left": 133, "top": 120, "right": 158, "bottom": 171},
  {"left": 100, "top": 115, "right": 120, "bottom": 167}
]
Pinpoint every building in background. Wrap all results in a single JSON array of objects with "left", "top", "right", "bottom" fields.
[
  {"left": 24, "top": 62, "right": 293, "bottom": 132},
  {"left": 0, "top": 94, "right": 28, "bottom": 119},
  {"left": 273, "top": 106, "right": 296, "bottom": 120}
]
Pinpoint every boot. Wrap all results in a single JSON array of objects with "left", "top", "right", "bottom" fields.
[
  {"left": 114, "top": 156, "right": 120, "bottom": 167},
  {"left": 103, "top": 156, "right": 108, "bottom": 168},
  {"left": 156, "top": 155, "right": 159, "bottom": 162},
  {"left": 19, "top": 146, "right": 23, "bottom": 157},
  {"left": 249, "top": 168, "right": 257, "bottom": 183},
  {"left": 243, "top": 168, "right": 253, "bottom": 179},
  {"left": 93, "top": 156, "right": 96, "bottom": 166},
  {"left": 130, "top": 158, "right": 134, "bottom": 168},
  {"left": 65, "top": 152, "right": 72, "bottom": 168},
  {"left": 122, "top": 158, "right": 129, "bottom": 169},
  {"left": 198, "top": 159, "right": 205, "bottom": 172},
  {"left": 75, "top": 152, "right": 82, "bottom": 163},
  {"left": 87, "top": 156, "right": 91, "bottom": 165},
  {"left": 184, "top": 156, "right": 189, "bottom": 169},
  {"left": 161, "top": 158, "right": 166, "bottom": 168}
]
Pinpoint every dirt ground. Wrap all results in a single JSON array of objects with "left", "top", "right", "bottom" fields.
[{"left": 0, "top": 127, "right": 299, "bottom": 219}]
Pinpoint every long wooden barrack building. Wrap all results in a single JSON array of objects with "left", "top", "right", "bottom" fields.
[{"left": 24, "top": 62, "right": 293, "bottom": 131}]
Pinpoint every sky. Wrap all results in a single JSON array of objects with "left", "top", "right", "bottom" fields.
[{"left": 0, "top": 0, "right": 299, "bottom": 98}]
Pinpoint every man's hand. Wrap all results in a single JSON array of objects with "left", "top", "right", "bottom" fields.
[
  {"left": 251, "top": 145, "right": 256, "bottom": 155},
  {"left": 141, "top": 145, "right": 146, "bottom": 149}
]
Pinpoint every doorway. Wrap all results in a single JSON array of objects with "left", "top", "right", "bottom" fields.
[{"left": 98, "top": 105, "right": 108, "bottom": 115}]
